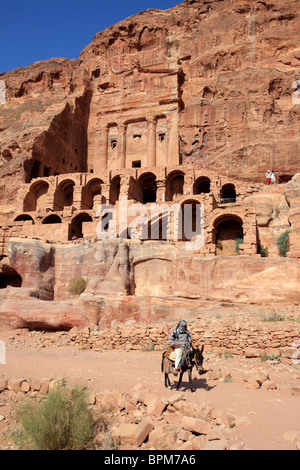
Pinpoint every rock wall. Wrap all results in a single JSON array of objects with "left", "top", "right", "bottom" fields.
[
  {"left": 0, "top": 0, "right": 299, "bottom": 210},
  {"left": 0, "top": 0, "right": 300, "bottom": 331},
  {"left": 0, "top": 237, "right": 299, "bottom": 330},
  {"left": 68, "top": 319, "right": 300, "bottom": 363},
  {"left": 80, "top": 0, "right": 300, "bottom": 180},
  {"left": 7, "top": 237, "right": 300, "bottom": 304}
]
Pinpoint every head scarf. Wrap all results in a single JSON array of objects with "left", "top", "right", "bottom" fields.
[
  {"left": 176, "top": 320, "right": 187, "bottom": 333},
  {"left": 176, "top": 320, "right": 191, "bottom": 342},
  {"left": 169, "top": 320, "right": 192, "bottom": 348}
]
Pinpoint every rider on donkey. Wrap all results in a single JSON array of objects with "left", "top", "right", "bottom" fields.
[{"left": 168, "top": 320, "right": 193, "bottom": 372}]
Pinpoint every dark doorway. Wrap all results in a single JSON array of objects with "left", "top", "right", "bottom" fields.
[
  {"left": 139, "top": 173, "right": 157, "bottom": 204},
  {"left": 181, "top": 201, "right": 202, "bottom": 241},
  {"left": 220, "top": 184, "right": 236, "bottom": 203},
  {"left": 55, "top": 180, "right": 75, "bottom": 209},
  {"left": 110, "top": 176, "right": 121, "bottom": 205},
  {"left": 167, "top": 172, "right": 184, "bottom": 201},
  {"left": 30, "top": 161, "right": 41, "bottom": 180},
  {"left": 69, "top": 213, "right": 93, "bottom": 240},
  {"left": 14, "top": 215, "right": 35, "bottom": 223},
  {"left": 194, "top": 177, "right": 211, "bottom": 195},
  {"left": 0, "top": 269, "right": 22, "bottom": 288},
  {"left": 42, "top": 215, "right": 62, "bottom": 224},
  {"left": 214, "top": 217, "right": 243, "bottom": 255},
  {"left": 86, "top": 178, "right": 103, "bottom": 209},
  {"left": 279, "top": 174, "right": 293, "bottom": 184}
]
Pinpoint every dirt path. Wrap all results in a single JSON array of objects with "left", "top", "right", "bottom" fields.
[{"left": 1, "top": 328, "right": 300, "bottom": 450}]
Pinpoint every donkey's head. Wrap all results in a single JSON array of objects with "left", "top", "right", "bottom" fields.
[{"left": 193, "top": 344, "right": 205, "bottom": 374}]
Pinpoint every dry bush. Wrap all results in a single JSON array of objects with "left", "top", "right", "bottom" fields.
[{"left": 16, "top": 382, "right": 94, "bottom": 450}]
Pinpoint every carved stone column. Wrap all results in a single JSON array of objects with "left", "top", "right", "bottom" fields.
[
  {"left": 94, "top": 125, "right": 108, "bottom": 174},
  {"left": 156, "top": 180, "right": 166, "bottom": 203},
  {"left": 166, "top": 111, "right": 179, "bottom": 166},
  {"left": 100, "top": 183, "right": 110, "bottom": 205},
  {"left": 72, "top": 185, "right": 83, "bottom": 211},
  {"left": 118, "top": 123, "right": 127, "bottom": 169},
  {"left": 183, "top": 173, "right": 194, "bottom": 196},
  {"left": 147, "top": 117, "right": 157, "bottom": 168}
]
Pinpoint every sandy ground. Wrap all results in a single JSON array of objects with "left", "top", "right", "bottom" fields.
[{"left": 0, "top": 327, "right": 300, "bottom": 451}]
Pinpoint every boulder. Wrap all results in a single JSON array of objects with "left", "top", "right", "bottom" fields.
[
  {"left": 135, "top": 419, "right": 154, "bottom": 447},
  {"left": 111, "top": 423, "right": 138, "bottom": 446},
  {"left": 181, "top": 416, "right": 212, "bottom": 435},
  {"left": 0, "top": 299, "right": 90, "bottom": 330}
]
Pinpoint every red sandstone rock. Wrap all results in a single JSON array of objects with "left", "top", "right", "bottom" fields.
[
  {"left": 134, "top": 419, "right": 154, "bottom": 447},
  {"left": 0, "top": 299, "right": 89, "bottom": 330},
  {"left": 0, "top": 0, "right": 300, "bottom": 330},
  {"left": 0, "top": 0, "right": 299, "bottom": 195},
  {"left": 181, "top": 415, "right": 212, "bottom": 435},
  {"left": 0, "top": 236, "right": 300, "bottom": 329}
]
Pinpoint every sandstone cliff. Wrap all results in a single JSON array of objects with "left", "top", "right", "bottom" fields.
[
  {"left": 0, "top": 236, "right": 298, "bottom": 329},
  {"left": 1, "top": 0, "right": 299, "bottom": 210},
  {"left": 0, "top": 0, "right": 300, "bottom": 329}
]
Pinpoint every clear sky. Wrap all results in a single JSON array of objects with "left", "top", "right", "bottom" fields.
[{"left": 0, "top": 0, "right": 178, "bottom": 74}]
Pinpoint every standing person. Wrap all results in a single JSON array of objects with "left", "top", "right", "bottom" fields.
[
  {"left": 168, "top": 320, "right": 193, "bottom": 371},
  {"left": 271, "top": 170, "right": 276, "bottom": 185},
  {"left": 266, "top": 170, "right": 271, "bottom": 185}
]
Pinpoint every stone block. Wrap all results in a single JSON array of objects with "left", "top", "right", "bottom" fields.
[
  {"left": 245, "top": 347, "right": 260, "bottom": 358},
  {"left": 181, "top": 415, "right": 212, "bottom": 435},
  {"left": 40, "top": 382, "right": 50, "bottom": 394},
  {"left": 261, "top": 380, "right": 277, "bottom": 390},
  {"left": 7, "top": 379, "right": 25, "bottom": 392},
  {"left": 30, "top": 380, "right": 41, "bottom": 391},
  {"left": 134, "top": 418, "right": 154, "bottom": 447},
  {"left": 246, "top": 379, "right": 260, "bottom": 390},
  {"left": 20, "top": 381, "right": 31, "bottom": 393},
  {"left": 111, "top": 423, "right": 138, "bottom": 446},
  {"left": 147, "top": 399, "right": 166, "bottom": 417}
]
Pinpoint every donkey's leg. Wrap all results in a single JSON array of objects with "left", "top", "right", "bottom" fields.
[
  {"left": 188, "top": 369, "right": 195, "bottom": 393},
  {"left": 164, "top": 373, "right": 169, "bottom": 388},
  {"left": 167, "top": 374, "right": 172, "bottom": 388},
  {"left": 176, "top": 371, "right": 184, "bottom": 390},
  {"left": 164, "top": 373, "right": 172, "bottom": 388}
]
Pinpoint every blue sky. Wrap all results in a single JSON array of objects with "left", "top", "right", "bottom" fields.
[{"left": 0, "top": 0, "right": 178, "bottom": 73}]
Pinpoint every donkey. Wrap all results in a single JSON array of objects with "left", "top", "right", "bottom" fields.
[{"left": 161, "top": 345, "right": 205, "bottom": 393}]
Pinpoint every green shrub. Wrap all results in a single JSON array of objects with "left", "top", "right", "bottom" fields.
[
  {"left": 16, "top": 382, "right": 94, "bottom": 450},
  {"left": 258, "top": 244, "right": 269, "bottom": 257},
  {"left": 261, "top": 354, "right": 281, "bottom": 363},
  {"left": 68, "top": 277, "right": 87, "bottom": 295},
  {"left": 235, "top": 237, "right": 244, "bottom": 254},
  {"left": 277, "top": 229, "right": 290, "bottom": 257}
]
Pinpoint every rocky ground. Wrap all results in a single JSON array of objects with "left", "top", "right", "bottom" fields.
[{"left": 0, "top": 314, "right": 300, "bottom": 451}]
